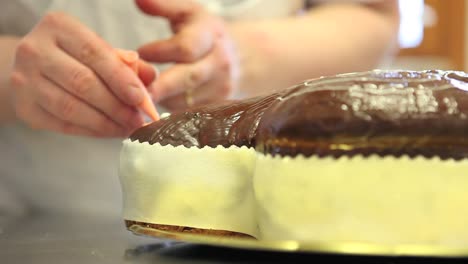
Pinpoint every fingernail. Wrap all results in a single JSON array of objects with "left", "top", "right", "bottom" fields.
[{"left": 128, "top": 85, "right": 144, "bottom": 105}]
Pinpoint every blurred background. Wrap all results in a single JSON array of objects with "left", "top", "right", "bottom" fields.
[{"left": 389, "top": 0, "right": 465, "bottom": 71}]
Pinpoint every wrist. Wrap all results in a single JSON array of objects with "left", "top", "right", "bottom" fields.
[
  {"left": 227, "top": 22, "right": 269, "bottom": 98},
  {"left": 0, "top": 74, "right": 18, "bottom": 124}
]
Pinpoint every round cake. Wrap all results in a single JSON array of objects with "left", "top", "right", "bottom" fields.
[{"left": 120, "top": 70, "right": 468, "bottom": 246}]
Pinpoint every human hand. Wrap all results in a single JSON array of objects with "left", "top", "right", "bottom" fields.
[
  {"left": 136, "top": 0, "right": 240, "bottom": 111},
  {"left": 9, "top": 12, "right": 157, "bottom": 137}
]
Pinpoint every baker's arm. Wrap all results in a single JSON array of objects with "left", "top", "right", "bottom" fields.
[{"left": 231, "top": 0, "right": 401, "bottom": 95}]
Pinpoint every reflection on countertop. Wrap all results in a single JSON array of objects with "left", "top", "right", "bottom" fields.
[
  {"left": 126, "top": 242, "right": 468, "bottom": 264},
  {"left": 1, "top": 211, "right": 467, "bottom": 264}
]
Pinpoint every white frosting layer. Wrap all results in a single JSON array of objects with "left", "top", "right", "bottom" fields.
[
  {"left": 120, "top": 139, "right": 468, "bottom": 245},
  {"left": 119, "top": 139, "right": 258, "bottom": 237},
  {"left": 254, "top": 155, "right": 468, "bottom": 245}
]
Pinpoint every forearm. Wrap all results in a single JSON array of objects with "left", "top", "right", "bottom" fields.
[
  {"left": 0, "top": 36, "right": 20, "bottom": 123},
  {"left": 230, "top": 1, "right": 400, "bottom": 96}
]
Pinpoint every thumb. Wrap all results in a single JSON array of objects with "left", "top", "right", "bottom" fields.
[{"left": 135, "top": 0, "right": 202, "bottom": 21}]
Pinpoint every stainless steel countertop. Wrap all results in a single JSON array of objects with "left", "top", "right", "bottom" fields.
[{"left": 0, "top": 212, "right": 464, "bottom": 264}]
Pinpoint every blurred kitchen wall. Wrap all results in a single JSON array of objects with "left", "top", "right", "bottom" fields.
[
  {"left": 465, "top": 0, "right": 468, "bottom": 71},
  {"left": 386, "top": 0, "right": 465, "bottom": 72}
]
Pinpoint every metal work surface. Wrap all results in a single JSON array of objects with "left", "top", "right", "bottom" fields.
[{"left": 1, "top": 212, "right": 466, "bottom": 264}]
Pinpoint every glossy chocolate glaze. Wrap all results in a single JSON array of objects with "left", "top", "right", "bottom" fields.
[
  {"left": 130, "top": 92, "right": 282, "bottom": 148},
  {"left": 130, "top": 70, "right": 468, "bottom": 158}
]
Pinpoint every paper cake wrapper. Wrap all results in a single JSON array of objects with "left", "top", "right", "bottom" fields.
[
  {"left": 120, "top": 139, "right": 468, "bottom": 246},
  {"left": 119, "top": 139, "right": 259, "bottom": 237}
]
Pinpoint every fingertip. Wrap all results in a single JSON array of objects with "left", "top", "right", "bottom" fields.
[
  {"left": 138, "top": 40, "right": 179, "bottom": 63},
  {"left": 139, "top": 89, "right": 160, "bottom": 121},
  {"left": 135, "top": 0, "right": 160, "bottom": 16},
  {"left": 137, "top": 60, "right": 157, "bottom": 86},
  {"left": 134, "top": 0, "right": 146, "bottom": 10},
  {"left": 136, "top": 44, "right": 152, "bottom": 60},
  {"left": 134, "top": 0, "right": 145, "bottom": 8}
]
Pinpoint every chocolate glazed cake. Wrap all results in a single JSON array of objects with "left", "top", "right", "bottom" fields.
[
  {"left": 132, "top": 70, "right": 468, "bottom": 159},
  {"left": 121, "top": 70, "right": 468, "bottom": 245}
]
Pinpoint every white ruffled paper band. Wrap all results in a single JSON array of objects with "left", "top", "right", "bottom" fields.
[{"left": 120, "top": 139, "right": 468, "bottom": 245}]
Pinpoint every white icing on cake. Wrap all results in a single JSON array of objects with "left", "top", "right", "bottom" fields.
[
  {"left": 120, "top": 139, "right": 468, "bottom": 245},
  {"left": 255, "top": 155, "right": 468, "bottom": 245}
]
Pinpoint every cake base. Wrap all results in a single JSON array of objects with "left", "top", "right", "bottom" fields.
[{"left": 125, "top": 220, "right": 254, "bottom": 239}]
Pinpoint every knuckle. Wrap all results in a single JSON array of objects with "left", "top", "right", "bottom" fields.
[
  {"left": 16, "top": 39, "right": 40, "bottom": 59},
  {"left": 78, "top": 41, "right": 100, "bottom": 64},
  {"left": 9, "top": 72, "right": 26, "bottom": 89},
  {"left": 185, "top": 68, "right": 204, "bottom": 88},
  {"left": 176, "top": 42, "right": 197, "bottom": 61},
  {"left": 41, "top": 12, "right": 67, "bottom": 28},
  {"left": 69, "top": 69, "right": 94, "bottom": 95}
]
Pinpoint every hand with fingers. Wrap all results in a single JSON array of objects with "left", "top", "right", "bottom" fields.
[
  {"left": 9, "top": 12, "right": 158, "bottom": 138},
  {"left": 135, "top": 0, "right": 240, "bottom": 111}
]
